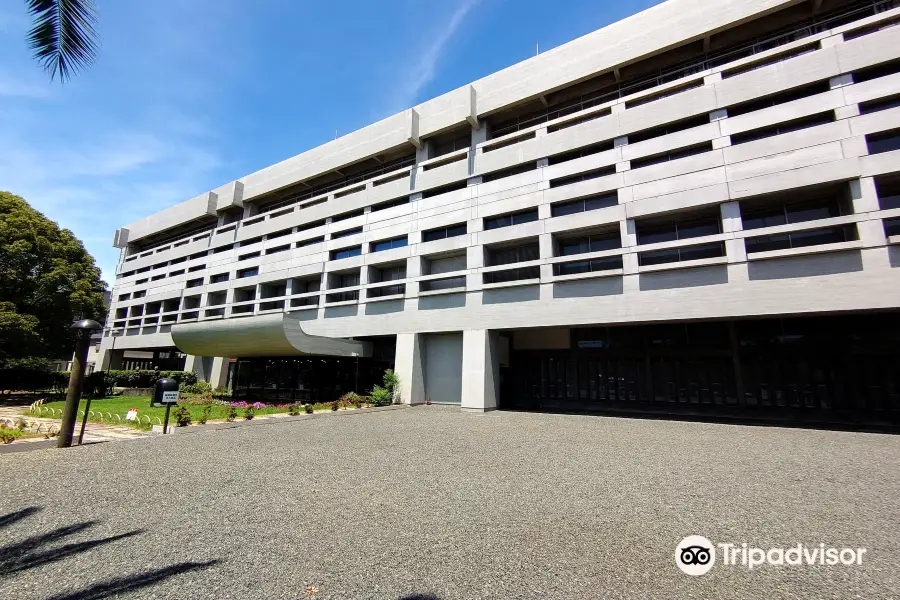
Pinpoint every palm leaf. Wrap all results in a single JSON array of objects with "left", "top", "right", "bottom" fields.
[{"left": 26, "top": 0, "right": 99, "bottom": 82}]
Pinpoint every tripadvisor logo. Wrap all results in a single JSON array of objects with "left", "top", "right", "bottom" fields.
[{"left": 675, "top": 536, "right": 867, "bottom": 576}]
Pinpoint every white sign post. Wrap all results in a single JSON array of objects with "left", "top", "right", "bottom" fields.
[{"left": 161, "top": 391, "right": 180, "bottom": 404}]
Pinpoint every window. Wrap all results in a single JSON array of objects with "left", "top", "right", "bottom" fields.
[
  {"left": 259, "top": 300, "right": 285, "bottom": 311},
  {"left": 239, "top": 251, "right": 261, "bottom": 261},
  {"left": 189, "top": 252, "right": 207, "bottom": 260},
  {"left": 876, "top": 178, "right": 900, "bottom": 210},
  {"left": 265, "top": 244, "right": 290, "bottom": 255},
  {"left": 486, "top": 243, "right": 539, "bottom": 266},
  {"left": 481, "top": 162, "right": 536, "bottom": 183},
  {"left": 209, "top": 273, "right": 229, "bottom": 284},
  {"left": 483, "top": 131, "right": 536, "bottom": 152},
  {"left": 866, "top": 130, "right": 900, "bottom": 155},
  {"left": 371, "top": 197, "right": 409, "bottom": 212},
  {"left": 745, "top": 225, "right": 857, "bottom": 253},
  {"left": 557, "top": 231, "right": 621, "bottom": 256},
  {"left": 372, "top": 264, "right": 406, "bottom": 282},
  {"left": 422, "top": 180, "right": 467, "bottom": 199},
  {"left": 727, "top": 81, "right": 830, "bottom": 117},
  {"left": 296, "top": 236, "right": 325, "bottom": 248},
  {"left": 267, "top": 228, "right": 292, "bottom": 240},
  {"left": 169, "top": 269, "right": 184, "bottom": 276},
  {"left": 118, "top": 294, "right": 130, "bottom": 301},
  {"left": 291, "top": 276, "right": 321, "bottom": 294},
  {"left": 237, "top": 267, "right": 259, "bottom": 278},
  {"left": 330, "top": 246, "right": 362, "bottom": 260},
  {"left": 297, "top": 219, "right": 326, "bottom": 232},
  {"left": 722, "top": 43, "right": 818, "bottom": 79},
  {"left": 554, "top": 255, "right": 623, "bottom": 276},
  {"left": 212, "top": 244, "right": 233, "bottom": 254},
  {"left": 639, "top": 242, "right": 725, "bottom": 266},
  {"left": 331, "top": 272, "right": 360, "bottom": 289},
  {"left": 741, "top": 197, "right": 847, "bottom": 230},
  {"left": 188, "top": 264, "right": 205, "bottom": 272},
  {"left": 625, "top": 80, "right": 704, "bottom": 109},
  {"left": 483, "top": 266, "right": 540, "bottom": 284},
  {"left": 628, "top": 115, "right": 709, "bottom": 144},
  {"left": 420, "top": 276, "right": 467, "bottom": 292},
  {"left": 549, "top": 166, "right": 616, "bottom": 188},
  {"left": 431, "top": 134, "right": 470, "bottom": 158},
  {"left": 151, "top": 274, "right": 165, "bottom": 281},
  {"left": 484, "top": 209, "right": 539, "bottom": 230},
  {"left": 367, "top": 283, "right": 405, "bottom": 298},
  {"left": 630, "top": 143, "right": 712, "bottom": 169},
  {"left": 326, "top": 291, "right": 359, "bottom": 303},
  {"left": 551, "top": 192, "right": 618, "bottom": 217},
  {"left": 422, "top": 223, "right": 467, "bottom": 242},
  {"left": 546, "top": 141, "right": 614, "bottom": 166},
  {"left": 186, "top": 278, "right": 203, "bottom": 288},
  {"left": 852, "top": 58, "right": 900, "bottom": 84},
  {"left": 730, "top": 112, "right": 834, "bottom": 145},
  {"left": 260, "top": 281, "right": 287, "bottom": 299},
  {"left": 637, "top": 215, "right": 721, "bottom": 245},
  {"left": 371, "top": 236, "right": 408, "bottom": 252},
  {"left": 331, "top": 226, "right": 362, "bottom": 239},
  {"left": 859, "top": 94, "right": 900, "bottom": 115},
  {"left": 331, "top": 209, "right": 364, "bottom": 223},
  {"left": 884, "top": 218, "right": 900, "bottom": 238}
]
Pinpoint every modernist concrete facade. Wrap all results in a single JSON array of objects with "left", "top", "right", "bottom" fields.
[{"left": 103, "top": 0, "right": 900, "bottom": 423}]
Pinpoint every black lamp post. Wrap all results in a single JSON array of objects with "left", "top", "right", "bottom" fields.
[
  {"left": 58, "top": 319, "right": 102, "bottom": 448},
  {"left": 78, "top": 327, "right": 118, "bottom": 445}
]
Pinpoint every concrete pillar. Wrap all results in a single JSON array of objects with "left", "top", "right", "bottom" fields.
[
  {"left": 394, "top": 333, "right": 425, "bottom": 405},
  {"left": 461, "top": 329, "right": 499, "bottom": 412},
  {"left": 209, "top": 357, "right": 230, "bottom": 389}
]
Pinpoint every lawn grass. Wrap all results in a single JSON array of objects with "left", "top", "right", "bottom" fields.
[{"left": 35, "top": 396, "right": 296, "bottom": 427}]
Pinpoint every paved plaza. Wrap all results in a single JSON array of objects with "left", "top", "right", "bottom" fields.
[{"left": 0, "top": 406, "right": 897, "bottom": 599}]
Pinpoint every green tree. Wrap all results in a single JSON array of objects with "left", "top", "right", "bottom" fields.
[
  {"left": 0, "top": 191, "right": 107, "bottom": 361},
  {"left": 25, "top": 0, "right": 99, "bottom": 82}
]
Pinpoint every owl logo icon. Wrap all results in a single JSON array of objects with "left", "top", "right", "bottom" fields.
[{"left": 676, "top": 536, "right": 716, "bottom": 575}]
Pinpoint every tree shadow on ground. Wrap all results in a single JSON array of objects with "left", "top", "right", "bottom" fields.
[
  {"left": 0, "top": 506, "right": 218, "bottom": 599},
  {"left": 399, "top": 594, "right": 441, "bottom": 599}
]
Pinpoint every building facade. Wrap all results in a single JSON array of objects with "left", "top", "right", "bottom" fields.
[{"left": 104, "top": 0, "right": 900, "bottom": 427}]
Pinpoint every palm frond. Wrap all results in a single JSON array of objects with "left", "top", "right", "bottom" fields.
[{"left": 26, "top": 0, "right": 99, "bottom": 82}]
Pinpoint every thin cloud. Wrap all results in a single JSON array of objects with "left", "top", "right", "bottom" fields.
[{"left": 392, "top": 0, "right": 478, "bottom": 110}]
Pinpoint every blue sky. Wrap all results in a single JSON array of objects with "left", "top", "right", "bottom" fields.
[{"left": 0, "top": 0, "right": 662, "bottom": 284}]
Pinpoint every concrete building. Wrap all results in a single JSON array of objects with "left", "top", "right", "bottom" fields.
[{"left": 104, "top": 0, "right": 900, "bottom": 427}]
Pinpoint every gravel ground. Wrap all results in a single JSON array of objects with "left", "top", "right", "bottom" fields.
[{"left": 0, "top": 406, "right": 898, "bottom": 600}]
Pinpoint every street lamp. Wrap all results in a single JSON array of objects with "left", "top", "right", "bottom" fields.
[
  {"left": 78, "top": 327, "right": 119, "bottom": 445},
  {"left": 58, "top": 319, "right": 102, "bottom": 448}
]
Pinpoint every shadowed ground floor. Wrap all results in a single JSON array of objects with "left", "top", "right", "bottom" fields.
[{"left": 0, "top": 407, "right": 897, "bottom": 599}]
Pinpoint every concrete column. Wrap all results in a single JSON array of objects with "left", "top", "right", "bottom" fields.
[
  {"left": 209, "top": 357, "right": 230, "bottom": 389},
  {"left": 461, "top": 329, "right": 499, "bottom": 412},
  {"left": 850, "top": 177, "right": 880, "bottom": 214},
  {"left": 394, "top": 333, "right": 425, "bottom": 405},
  {"left": 720, "top": 201, "right": 743, "bottom": 233}
]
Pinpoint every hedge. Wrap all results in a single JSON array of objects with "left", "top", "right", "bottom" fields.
[{"left": 0, "top": 364, "right": 196, "bottom": 395}]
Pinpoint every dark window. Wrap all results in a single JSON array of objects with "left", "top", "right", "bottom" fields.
[
  {"left": 628, "top": 115, "right": 709, "bottom": 144},
  {"left": 371, "top": 197, "right": 409, "bottom": 212},
  {"left": 297, "top": 219, "right": 326, "bottom": 232},
  {"left": 422, "top": 223, "right": 467, "bottom": 242},
  {"left": 484, "top": 209, "right": 539, "bottom": 230},
  {"left": 722, "top": 43, "right": 818, "bottom": 79},
  {"left": 267, "top": 228, "right": 292, "bottom": 239},
  {"left": 630, "top": 143, "right": 713, "bottom": 169},
  {"left": 483, "top": 266, "right": 540, "bottom": 284},
  {"left": 189, "top": 252, "right": 207, "bottom": 260},
  {"left": 372, "top": 265, "right": 406, "bottom": 283},
  {"left": 186, "top": 278, "right": 203, "bottom": 288},
  {"left": 265, "top": 244, "right": 290, "bottom": 255},
  {"left": 188, "top": 264, "right": 205, "bottom": 272},
  {"left": 420, "top": 276, "right": 467, "bottom": 292},
  {"left": 876, "top": 178, "right": 900, "bottom": 210},
  {"left": 884, "top": 218, "right": 900, "bottom": 238},
  {"left": 639, "top": 242, "right": 725, "bottom": 266},
  {"left": 118, "top": 294, "right": 130, "bottom": 301},
  {"left": 726, "top": 81, "right": 830, "bottom": 117},
  {"left": 625, "top": 80, "right": 704, "bottom": 109},
  {"left": 431, "top": 134, "right": 470, "bottom": 158},
  {"left": 259, "top": 300, "right": 285, "bottom": 311},
  {"left": 486, "top": 243, "right": 539, "bottom": 266},
  {"left": 745, "top": 225, "right": 856, "bottom": 253},
  {"left": 371, "top": 236, "right": 408, "bottom": 252},
  {"left": 331, "top": 209, "right": 364, "bottom": 223},
  {"left": 859, "top": 94, "right": 900, "bottom": 115},
  {"left": 170, "top": 256, "right": 186, "bottom": 265},
  {"left": 557, "top": 231, "right": 621, "bottom": 256},
  {"left": 212, "top": 244, "right": 233, "bottom": 254},
  {"left": 331, "top": 246, "right": 362, "bottom": 260},
  {"left": 852, "top": 58, "right": 900, "bottom": 84},
  {"left": 422, "top": 180, "right": 468, "bottom": 198},
  {"left": 133, "top": 290, "right": 146, "bottom": 299},
  {"left": 637, "top": 215, "right": 721, "bottom": 245},
  {"left": 241, "top": 236, "right": 263, "bottom": 246},
  {"left": 239, "top": 251, "right": 261, "bottom": 261},
  {"left": 551, "top": 192, "right": 618, "bottom": 217},
  {"left": 151, "top": 274, "right": 165, "bottom": 281},
  {"left": 547, "top": 141, "right": 615, "bottom": 166},
  {"left": 483, "top": 131, "right": 536, "bottom": 153},
  {"left": 367, "top": 283, "right": 406, "bottom": 298},
  {"left": 332, "top": 272, "right": 360, "bottom": 289},
  {"left": 169, "top": 269, "right": 184, "bottom": 276},
  {"left": 481, "top": 162, "right": 537, "bottom": 183},
  {"left": 209, "top": 273, "right": 229, "bottom": 284},
  {"left": 553, "top": 255, "right": 623, "bottom": 276},
  {"left": 296, "top": 236, "right": 325, "bottom": 248},
  {"left": 731, "top": 112, "right": 834, "bottom": 145},
  {"left": 326, "top": 291, "right": 359, "bottom": 303},
  {"left": 741, "top": 197, "right": 847, "bottom": 230},
  {"left": 866, "top": 130, "right": 900, "bottom": 154},
  {"left": 237, "top": 267, "right": 259, "bottom": 278},
  {"left": 331, "top": 226, "right": 362, "bottom": 239},
  {"left": 549, "top": 166, "right": 616, "bottom": 188}
]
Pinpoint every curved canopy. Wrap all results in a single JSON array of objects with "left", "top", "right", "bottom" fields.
[{"left": 170, "top": 313, "right": 371, "bottom": 358}]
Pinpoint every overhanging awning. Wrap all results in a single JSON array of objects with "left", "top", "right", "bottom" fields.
[{"left": 170, "top": 313, "right": 371, "bottom": 358}]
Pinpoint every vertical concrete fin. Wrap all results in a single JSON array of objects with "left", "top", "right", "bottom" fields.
[{"left": 407, "top": 108, "right": 422, "bottom": 149}]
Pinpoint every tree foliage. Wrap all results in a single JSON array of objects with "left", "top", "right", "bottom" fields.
[
  {"left": 0, "top": 191, "right": 107, "bottom": 361},
  {"left": 26, "top": 0, "right": 99, "bottom": 82}
]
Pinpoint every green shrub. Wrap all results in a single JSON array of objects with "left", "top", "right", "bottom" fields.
[
  {"left": 304, "top": 404, "right": 314, "bottom": 414},
  {"left": 212, "top": 387, "right": 231, "bottom": 399},
  {"left": 0, "top": 428, "right": 23, "bottom": 444},
  {"left": 244, "top": 406, "right": 255, "bottom": 420},
  {"left": 288, "top": 403, "right": 301, "bottom": 416},
  {"left": 331, "top": 401, "right": 338, "bottom": 411},
  {"left": 173, "top": 405, "right": 192, "bottom": 427},
  {"left": 369, "top": 385, "right": 392, "bottom": 407},
  {"left": 198, "top": 405, "right": 212, "bottom": 425},
  {"left": 383, "top": 369, "right": 399, "bottom": 393},
  {"left": 226, "top": 406, "right": 237, "bottom": 422},
  {"left": 179, "top": 381, "right": 212, "bottom": 395}
]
